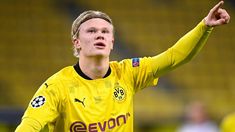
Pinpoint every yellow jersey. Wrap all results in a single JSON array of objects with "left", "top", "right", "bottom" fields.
[{"left": 15, "top": 21, "right": 213, "bottom": 132}]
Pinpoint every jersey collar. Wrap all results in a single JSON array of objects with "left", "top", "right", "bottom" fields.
[{"left": 73, "top": 62, "right": 111, "bottom": 80}]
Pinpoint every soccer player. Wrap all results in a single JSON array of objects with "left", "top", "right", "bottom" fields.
[
  {"left": 15, "top": 1, "right": 230, "bottom": 132},
  {"left": 221, "top": 112, "right": 235, "bottom": 132}
]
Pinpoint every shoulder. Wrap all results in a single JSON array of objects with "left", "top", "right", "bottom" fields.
[
  {"left": 224, "top": 112, "right": 235, "bottom": 120},
  {"left": 46, "top": 66, "right": 74, "bottom": 82},
  {"left": 34, "top": 66, "right": 75, "bottom": 101},
  {"left": 110, "top": 58, "right": 143, "bottom": 68},
  {"left": 221, "top": 112, "right": 235, "bottom": 130},
  {"left": 110, "top": 59, "right": 129, "bottom": 67},
  {"left": 110, "top": 59, "right": 135, "bottom": 73},
  {"left": 39, "top": 66, "right": 74, "bottom": 92},
  {"left": 110, "top": 57, "right": 152, "bottom": 68}
]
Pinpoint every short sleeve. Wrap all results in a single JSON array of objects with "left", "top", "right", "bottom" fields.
[{"left": 19, "top": 80, "right": 61, "bottom": 130}]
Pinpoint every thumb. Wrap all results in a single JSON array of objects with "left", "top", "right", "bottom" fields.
[{"left": 213, "top": 19, "right": 226, "bottom": 26}]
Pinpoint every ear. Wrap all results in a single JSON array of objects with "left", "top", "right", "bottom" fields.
[{"left": 73, "top": 38, "right": 81, "bottom": 49}]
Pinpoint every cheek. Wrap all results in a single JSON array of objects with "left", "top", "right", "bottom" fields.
[
  {"left": 80, "top": 37, "right": 93, "bottom": 48},
  {"left": 108, "top": 36, "right": 114, "bottom": 49}
]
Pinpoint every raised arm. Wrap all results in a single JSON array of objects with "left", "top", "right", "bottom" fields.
[{"left": 151, "top": 1, "right": 230, "bottom": 77}]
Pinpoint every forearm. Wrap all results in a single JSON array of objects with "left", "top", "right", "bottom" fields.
[
  {"left": 170, "top": 20, "right": 213, "bottom": 66},
  {"left": 151, "top": 20, "right": 213, "bottom": 77},
  {"left": 15, "top": 118, "right": 42, "bottom": 132}
]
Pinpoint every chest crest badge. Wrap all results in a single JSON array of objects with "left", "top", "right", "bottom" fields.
[{"left": 113, "top": 83, "right": 126, "bottom": 102}]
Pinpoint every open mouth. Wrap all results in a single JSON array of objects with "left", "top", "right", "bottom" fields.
[{"left": 94, "top": 42, "right": 106, "bottom": 48}]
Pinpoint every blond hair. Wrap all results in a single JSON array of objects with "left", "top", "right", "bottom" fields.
[{"left": 71, "top": 10, "right": 113, "bottom": 58}]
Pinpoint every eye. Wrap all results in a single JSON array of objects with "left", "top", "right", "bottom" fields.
[
  {"left": 102, "top": 29, "right": 110, "bottom": 34},
  {"left": 87, "top": 29, "right": 96, "bottom": 33}
]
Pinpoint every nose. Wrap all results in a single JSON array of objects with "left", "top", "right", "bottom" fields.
[
  {"left": 95, "top": 31, "right": 104, "bottom": 40},
  {"left": 95, "top": 35, "right": 104, "bottom": 40}
]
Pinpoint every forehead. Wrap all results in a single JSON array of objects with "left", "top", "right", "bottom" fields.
[{"left": 79, "top": 18, "right": 113, "bottom": 30}]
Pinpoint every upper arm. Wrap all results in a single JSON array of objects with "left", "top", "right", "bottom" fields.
[
  {"left": 121, "top": 58, "right": 159, "bottom": 93},
  {"left": 16, "top": 80, "right": 62, "bottom": 131}
]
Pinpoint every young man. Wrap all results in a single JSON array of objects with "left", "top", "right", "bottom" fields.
[{"left": 16, "top": 1, "right": 230, "bottom": 132}]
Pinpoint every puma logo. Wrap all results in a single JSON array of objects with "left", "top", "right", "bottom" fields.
[
  {"left": 74, "top": 98, "right": 85, "bottom": 107},
  {"left": 44, "top": 83, "right": 52, "bottom": 88}
]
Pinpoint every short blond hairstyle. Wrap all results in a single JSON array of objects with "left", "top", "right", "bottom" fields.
[{"left": 71, "top": 10, "right": 113, "bottom": 58}]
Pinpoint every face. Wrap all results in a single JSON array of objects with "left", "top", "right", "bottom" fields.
[{"left": 74, "top": 18, "right": 114, "bottom": 58}]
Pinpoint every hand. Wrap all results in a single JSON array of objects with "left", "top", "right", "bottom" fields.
[{"left": 204, "top": 1, "right": 230, "bottom": 27}]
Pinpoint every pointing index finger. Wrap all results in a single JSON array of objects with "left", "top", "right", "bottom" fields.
[{"left": 211, "top": 1, "right": 224, "bottom": 13}]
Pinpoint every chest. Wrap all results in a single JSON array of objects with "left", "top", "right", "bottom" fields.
[
  {"left": 64, "top": 79, "right": 133, "bottom": 118},
  {"left": 59, "top": 68, "right": 135, "bottom": 131}
]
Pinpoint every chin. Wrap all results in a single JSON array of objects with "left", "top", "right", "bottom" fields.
[
  {"left": 85, "top": 52, "right": 108, "bottom": 58},
  {"left": 83, "top": 50, "right": 111, "bottom": 58},
  {"left": 93, "top": 50, "right": 111, "bottom": 58}
]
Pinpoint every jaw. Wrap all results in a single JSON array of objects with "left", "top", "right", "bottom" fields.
[{"left": 79, "top": 48, "right": 112, "bottom": 59}]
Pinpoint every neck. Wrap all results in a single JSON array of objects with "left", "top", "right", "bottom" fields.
[{"left": 79, "top": 56, "right": 110, "bottom": 79}]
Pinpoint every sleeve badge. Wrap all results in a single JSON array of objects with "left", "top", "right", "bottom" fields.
[
  {"left": 31, "top": 96, "right": 46, "bottom": 108},
  {"left": 132, "top": 58, "right": 140, "bottom": 67}
]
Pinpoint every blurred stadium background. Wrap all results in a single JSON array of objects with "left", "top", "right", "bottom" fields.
[{"left": 0, "top": 0, "right": 235, "bottom": 131}]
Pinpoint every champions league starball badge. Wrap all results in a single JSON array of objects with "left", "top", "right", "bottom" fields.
[{"left": 31, "top": 96, "right": 46, "bottom": 108}]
